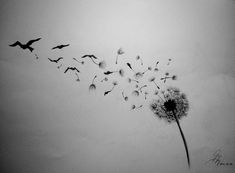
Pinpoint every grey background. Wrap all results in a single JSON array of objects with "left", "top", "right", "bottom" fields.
[{"left": 0, "top": 0, "right": 235, "bottom": 173}]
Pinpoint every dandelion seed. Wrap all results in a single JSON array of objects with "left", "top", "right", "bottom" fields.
[
  {"left": 127, "top": 77, "right": 139, "bottom": 83},
  {"left": 154, "top": 68, "right": 159, "bottom": 72},
  {"left": 135, "top": 85, "right": 139, "bottom": 88},
  {"left": 101, "top": 77, "right": 108, "bottom": 82},
  {"left": 131, "top": 104, "right": 136, "bottom": 110},
  {"left": 104, "top": 81, "right": 118, "bottom": 96},
  {"left": 136, "top": 55, "right": 143, "bottom": 65},
  {"left": 118, "top": 69, "right": 124, "bottom": 77},
  {"left": 75, "top": 73, "right": 80, "bottom": 82},
  {"left": 149, "top": 76, "right": 160, "bottom": 89},
  {"left": 160, "top": 74, "right": 177, "bottom": 83},
  {"left": 98, "top": 60, "right": 106, "bottom": 69},
  {"left": 73, "top": 58, "right": 85, "bottom": 65},
  {"left": 132, "top": 90, "right": 139, "bottom": 96},
  {"left": 144, "top": 91, "right": 148, "bottom": 100},
  {"left": 122, "top": 91, "right": 128, "bottom": 101},
  {"left": 57, "top": 64, "right": 62, "bottom": 69},
  {"left": 127, "top": 63, "right": 136, "bottom": 73},
  {"left": 134, "top": 72, "right": 143, "bottom": 80},
  {"left": 149, "top": 87, "right": 190, "bottom": 168},
  {"left": 142, "top": 67, "right": 152, "bottom": 75},
  {"left": 115, "top": 47, "right": 124, "bottom": 64},
  {"left": 89, "top": 75, "right": 97, "bottom": 91}
]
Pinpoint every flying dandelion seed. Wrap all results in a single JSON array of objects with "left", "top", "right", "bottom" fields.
[
  {"left": 101, "top": 77, "right": 108, "bottom": 82},
  {"left": 131, "top": 104, "right": 136, "bottom": 110},
  {"left": 98, "top": 60, "right": 106, "bottom": 69},
  {"left": 134, "top": 72, "right": 143, "bottom": 80},
  {"left": 161, "top": 73, "right": 177, "bottom": 83},
  {"left": 144, "top": 91, "right": 148, "bottom": 100},
  {"left": 89, "top": 75, "right": 97, "bottom": 91},
  {"left": 75, "top": 73, "right": 80, "bottom": 82},
  {"left": 118, "top": 69, "right": 125, "bottom": 77},
  {"left": 135, "top": 84, "right": 139, "bottom": 88},
  {"left": 127, "top": 77, "right": 139, "bottom": 83},
  {"left": 104, "top": 81, "right": 118, "bottom": 96},
  {"left": 167, "top": 58, "right": 172, "bottom": 65},
  {"left": 154, "top": 68, "right": 159, "bottom": 72},
  {"left": 115, "top": 47, "right": 124, "bottom": 64},
  {"left": 149, "top": 77, "right": 160, "bottom": 89},
  {"left": 122, "top": 91, "right": 128, "bottom": 101},
  {"left": 131, "top": 104, "right": 143, "bottom": 110},
  {"left": 57, "top": 64, "right": 62, "bottom": 69},
  {"left": 132, "top": 90, "right": 139, "bottom": 96},
  {"left": 142, "top": 67, "right": 152, "bottom": 75},
  {"left": 136, "top": 55, "right": 143, "bottom": 65},
  {"left": 150, "top": 87, "right": 190, "bottom": 168},
  {"left": 73, "top": 58, "right": 85, "bottom": 65},
  {"left": 139, "top": 84, "right": 147, "bottom": 93}
]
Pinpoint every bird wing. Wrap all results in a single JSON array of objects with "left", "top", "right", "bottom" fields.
[
  {"left": 81, "top": 55, "right": 89, "bottom": 58},
  {"left": 52, "top": 45, "right": 59, "bottom": 50},
  {"left": 26, "top": 38, "right": 41, "bottom": 45},
  {"left": 48, "top": 58, "right": 53, "bottom": 62},
  {"left": 9, "top": 41, "right": 21, "bottom": 47},
  {"left": 91, "top": 55, "right": 98, "bottom": 59},
  {"left": 75, "top": 68, "right": 80, "bottom": 73},
  {"left": 64, "top": 67, "right": 70, "bottom": 73}
]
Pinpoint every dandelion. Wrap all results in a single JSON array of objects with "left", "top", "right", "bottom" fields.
[
  {"left": 122, "top": 91, "right": 128, "bottom": 101},
  {"left": 149, "top": 77, "right": 160, "bottom": 89},
  {"left": 89, "top": 75, "right": 97, "bottom": 91},
  {"left": 115, "top": 47, "right": 124, "bottom": 64},
  {"left": 150, "top": 87, "right": 190, "bottom": 168},
  {"left": 136, "top": 55, "right": 143, "bottom": 65},
  {"left": 104, "top": 81, "right": 118, "bottom": 96}
]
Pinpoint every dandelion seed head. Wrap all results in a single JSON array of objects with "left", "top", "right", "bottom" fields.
[{"left": 150, "top": 87, "right": 189, "bottom": 123}]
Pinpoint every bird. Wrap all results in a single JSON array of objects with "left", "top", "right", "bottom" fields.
[
  {"left": 64, "top": 67, "right": 80, "bottom": 73},
  {"left": 48, "top": 57, "right": 63, "bottom": 63},
  {"left": 81, "top": 54, "right": 98, "bottom": 59},
  {"left": 52, "top": 44, "right": 70, "bottom": 50},
  {"left": 9, "top": 38, "right": 41, "bottom": 52}
]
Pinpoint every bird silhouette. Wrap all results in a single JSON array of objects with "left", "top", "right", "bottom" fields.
[
  {"left": 81, "top": 54, "right": 98, "bottom": 59},
  {"left": 64, "top": 67, "right": 80, "bottom": 73},
  {"left": 48, "top": 57, "right": 63, "bottom": 63},
  {"left": 9, "top": 38, "right": 41, "bottom": 52},
  {"left": 52, "top": 44, "right": 70, "bottom": 50}
]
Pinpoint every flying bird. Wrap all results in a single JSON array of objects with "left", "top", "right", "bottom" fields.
[
  {"left": 48, "top": 57, "right": 63, "bottom": 63},
  {"left": 64, "top": 67, "right": 80, "bottom": 73},
  {"left": 52, "top": 44, "right": 70, "bottom": 50},
  {"left": 81, "top": 54, "right": 98, "bottom": 59},
  {"left": 9, "top": 38, "right": 41, "bottom": 52}
]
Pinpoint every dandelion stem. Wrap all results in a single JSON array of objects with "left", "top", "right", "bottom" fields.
[{"left": 173, "top": 111, "right": 190, "bottom": 168}]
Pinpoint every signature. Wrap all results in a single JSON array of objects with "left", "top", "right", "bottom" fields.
[{"left": 205, "top": 149, "right": 233, "bottom": 166}]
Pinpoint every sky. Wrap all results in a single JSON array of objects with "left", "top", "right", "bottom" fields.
[{"left": 0, "top": 0, "right": 235, "bottom": 173}]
